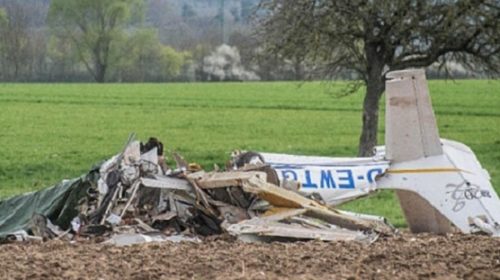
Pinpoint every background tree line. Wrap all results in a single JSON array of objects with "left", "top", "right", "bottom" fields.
[
  {"left": 0, "top": 0, "right": 492, "bottom": 84},
  {"left": 0, "top": 0, "right": 304, "bottom": 82}
]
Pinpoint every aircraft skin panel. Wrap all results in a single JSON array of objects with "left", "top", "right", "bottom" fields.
[
  {"left": 377, "top": 146, "right": 500, "bottom": 235},
  {"left": 260, "top": 152, "right": 387, "bottom": 167},
  {"left": 385, "top": 69, "right": 467, "bottom": 234},
  {"left": 385, "top": 69, "right": 443, "bottom": 162},
  {"left": 260, "top": 153, "right": 389, "bottom": 205},
  {"left": 261, "top": 137, "right": 500, "bottom": 234},
  {"left": 394, "top": 190, "right": 453, "bottom": 234}
]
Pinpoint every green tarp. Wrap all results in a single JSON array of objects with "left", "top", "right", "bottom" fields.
[{"left": 0, "top": 169, "right": 98, "bottom": 237}]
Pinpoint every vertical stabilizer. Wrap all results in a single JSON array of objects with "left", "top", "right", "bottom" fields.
[
  {"left": 380, "top": 69, "right": 500, "bottom": 235},
  {"left": 385, "top": 69, "right": 443, "bottom": 162},
  {"left": 384, "top": 69, "right": 451, "bottom": 233}
]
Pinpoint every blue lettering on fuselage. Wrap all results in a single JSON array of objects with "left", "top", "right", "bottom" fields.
[
  {"left": 281, "top": 170, "right": 297, "bottom": 181},
  {"left": 276, "top": 166, "right": 387, "bottom": 191},
  {"left": 303, "top": 170, "right": 318, "bottom": 189},
  {"left": 320, "top": 170, "right": 336, "bottom": 189},
  {"left": 337, "top": 169, "right": 355, "bottom": 189},
  {"left": 367, "top": 168, "right": 383, "bottom": 183}
]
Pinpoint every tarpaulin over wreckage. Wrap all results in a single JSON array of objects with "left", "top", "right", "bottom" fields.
[{"left": 0, "top": 172, "right": 96, "bottom": 238}]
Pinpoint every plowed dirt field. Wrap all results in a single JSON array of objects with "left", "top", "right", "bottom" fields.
[{"left": 1, "top": 233, "right": 499, "bottom": 279}]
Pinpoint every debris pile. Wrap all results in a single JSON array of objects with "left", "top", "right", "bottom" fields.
[{"left": 1, "top": 136, "right": 394, "bottom": 246}]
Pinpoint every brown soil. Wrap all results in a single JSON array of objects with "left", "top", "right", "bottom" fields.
[{"left": 1, "top": 234, "right": 499, "bottom": 280}]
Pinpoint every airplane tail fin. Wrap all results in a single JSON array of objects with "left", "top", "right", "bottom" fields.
[
  {"left": 385, "top": 69, "right": 442, "bottom": 161},
  {"left": 380, "top": 69, "right": 500, "bottom": 235},
  {"left": 384, "top": 69, "right": 451, "bottom": 233}
]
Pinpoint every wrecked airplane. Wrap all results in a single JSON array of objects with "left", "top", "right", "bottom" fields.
[
  {"left": 0, "top": 69, "right": 498, "bottom": 246},
  {"left": 258, "top": 69, "right": 500, "bottom": 236},
  {"left": 0, "top": 134, "right": 393, "bottom": 245}
]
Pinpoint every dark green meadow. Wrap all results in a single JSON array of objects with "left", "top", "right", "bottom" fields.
[{"left": 1, "top": 81, "right": 499, "bottom": 226}]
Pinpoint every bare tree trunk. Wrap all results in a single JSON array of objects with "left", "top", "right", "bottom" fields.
[
  {"left": 358, "top": 44, "right": 385, "bottom": 156},
  {"left": 358, "top": 77, "right": 384, "bottom": 156},
  {"left": 95, "top": 64, "right": 106, "bottom": 83}
]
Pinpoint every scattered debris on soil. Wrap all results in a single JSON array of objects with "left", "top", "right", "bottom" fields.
[
  {"left": 0, "top": 135, "right": 394, "bottom": 246},
  {"left": 2, "top": 135, "right": 499, "bottom": 279},
  {"left": 0, "top": 234, "right": 499, "bottom": 280}
]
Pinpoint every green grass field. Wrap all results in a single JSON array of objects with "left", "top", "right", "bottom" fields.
[{"left": 0, "top": 81, "right": 499, "bottom": 227}]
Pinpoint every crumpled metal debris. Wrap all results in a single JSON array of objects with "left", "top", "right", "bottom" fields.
[{"left": 1, "top": 136, "right": 395, "bottom": 246}]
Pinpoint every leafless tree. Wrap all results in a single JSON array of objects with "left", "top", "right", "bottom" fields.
[{"left": 257, "top": 0, "right": 500, "bottom": 156}]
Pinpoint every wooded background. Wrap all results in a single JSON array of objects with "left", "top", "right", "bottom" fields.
[{"left": 0, "top": 0, "right": 491, "bottom": 83}]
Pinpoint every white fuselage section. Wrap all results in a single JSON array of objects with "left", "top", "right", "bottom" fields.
[{"left": 261, "top": 151, "right": 389, "bottom": 205}]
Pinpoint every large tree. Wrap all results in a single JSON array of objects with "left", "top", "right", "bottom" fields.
[
  {"left": 258, "top": 0, "right": 500, "bottom": 156},
  {"left": 48, "top": 0, "right": 143, "bottom": 82},
  {"left": 0, "top": 3, "right": 31, "bottom": 81}
]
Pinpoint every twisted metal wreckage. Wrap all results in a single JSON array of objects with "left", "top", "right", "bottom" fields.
[{"left": 1, "top": 69, "right": 499, "bottom": 246}]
